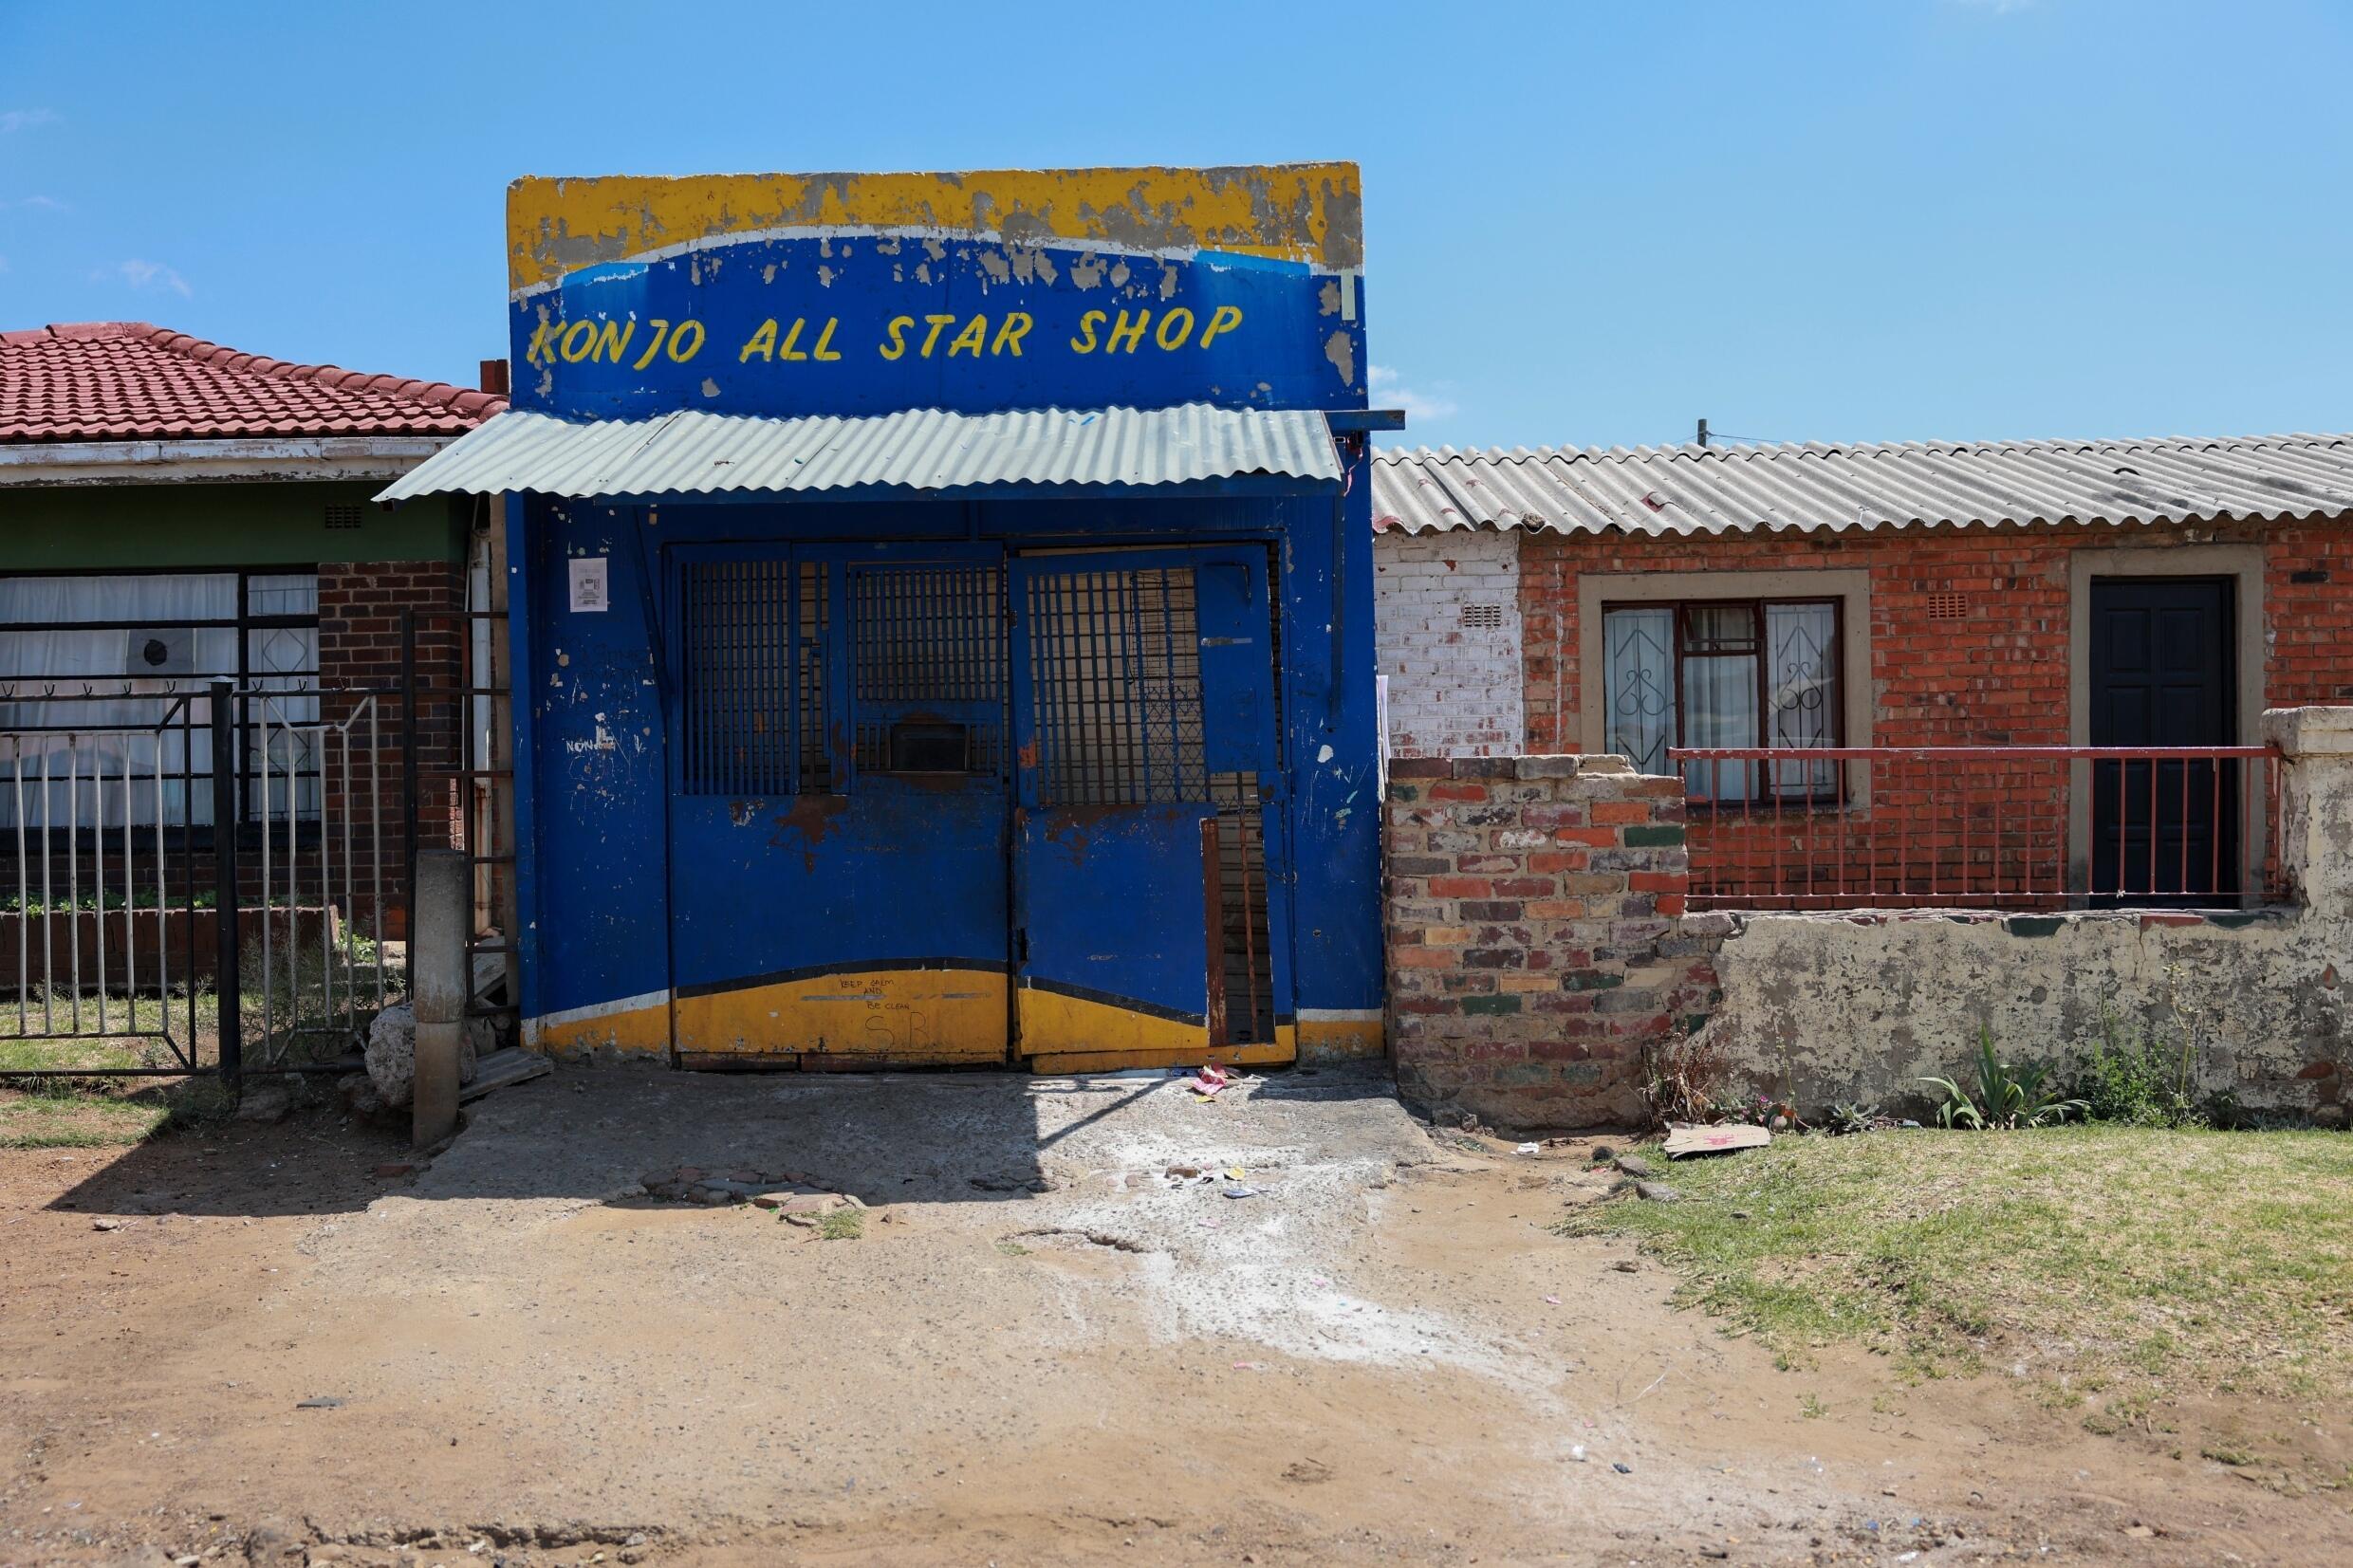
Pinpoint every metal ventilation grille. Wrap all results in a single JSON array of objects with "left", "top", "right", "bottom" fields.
[
  {"left": 849, "top": 565, "right": 1004, "bottom": 776},
  {"left": 324, "top": 503, "right": 362, "bottom": 531},
  {"left": 1026, "top": 567, "right": 1205, "bottom": 806},
  {"left": 1459, "top": 602, "right": 1504, "bottom": 630},
  {"left": 677, "top": 557, "right": 829, "bottom": 796}
]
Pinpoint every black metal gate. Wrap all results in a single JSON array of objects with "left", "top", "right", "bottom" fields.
[{"left": 0, "top": 600, "right": 512, "bottom": 1090}]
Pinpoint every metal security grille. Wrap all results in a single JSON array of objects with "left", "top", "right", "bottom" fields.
[
  {"left": 851, "top": 565, "right": 1004, "bottom": 775},
  {"left": 1204, "top": 770, "right": 1274, "bottom": 1044},
  {"left": 1026, "top": 568, "right": 1205, "bottom": 805},
  {"left": 678, "top": 558, "right": 828, "bottom": 795}
]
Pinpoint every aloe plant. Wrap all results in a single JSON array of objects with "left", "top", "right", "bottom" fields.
[{"left": 1920, "top": 1027, "right": 2087, "bottom": 1130}]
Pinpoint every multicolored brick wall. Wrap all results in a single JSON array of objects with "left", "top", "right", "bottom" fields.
[
  {"left": 1518, "top": 518, "right": 2353, "bottom": 903},
  {"left": 1385, "top": 755, "right": 1723, "bottom": 1129}
]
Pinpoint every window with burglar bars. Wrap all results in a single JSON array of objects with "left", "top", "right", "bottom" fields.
[
  {"left": 677, "top": 558, "right": 829, "bottom": 796},
  {"left": 1601, "top": 599, "right": 1841, "bottom": 803},
  {"left": 851, "top": 565, "right": 1005, "bottom": 775},
  {"left": 1026, "top": 567, "right": 1206, "bottom": 806},
  {"left": 0, "top": 570, "right": 320, "bottom": 827}
]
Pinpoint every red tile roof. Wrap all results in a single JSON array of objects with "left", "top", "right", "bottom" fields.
[{"left": 0, "top": 322, "right": 506, "bottom": 444}]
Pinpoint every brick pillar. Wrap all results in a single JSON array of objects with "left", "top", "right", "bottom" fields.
[
  {"left": 317, "top": 561, "right": 465, "bottom": 939},
  {"left": 1385, "top": 754, "right": 1722, "bottom": 1132}
]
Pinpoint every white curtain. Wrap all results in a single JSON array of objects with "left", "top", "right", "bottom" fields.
[
  {"left": 0, "top": 573, "right": 319, "bottom": 828},
  {"left": 1765, "top": 602, "right": 1838, "bottom": 799},
  {"left": 1602, "top": 608, "right": 1673, "bottom": 774}
]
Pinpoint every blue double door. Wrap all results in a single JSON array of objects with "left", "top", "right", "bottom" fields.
[{"left": 665, "top": 539, "right": 1291, "bottom": 1069}]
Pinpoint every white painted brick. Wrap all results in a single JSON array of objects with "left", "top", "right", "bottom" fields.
[{"left": 1373, "top": 530, "right": 1523, "bottom": 759}]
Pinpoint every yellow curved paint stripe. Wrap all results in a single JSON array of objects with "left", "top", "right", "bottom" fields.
[
  {"left": 508, "top": 164, "right": 1363, "bottom": 294},
  {"left": 533, "top": 999, "right": 672, "bottom": 1056},
  {"left": 676, "top": 967, "right": 1009, "bottom": 1063},
  {"left": 1014, "top": 987, "right": 1294, "bottom": 1073}
]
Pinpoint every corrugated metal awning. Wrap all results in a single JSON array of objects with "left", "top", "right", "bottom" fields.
[{"left": 374, "top": 403, "right": 1341, "bottom": 502}]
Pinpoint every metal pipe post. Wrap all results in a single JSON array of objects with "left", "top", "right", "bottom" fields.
[
  {"left": 209, "top": 679, "right": 241, "bottom": 1094},
  {"left": 411, "top": 847, "right": 466, "bottom": 1148}
]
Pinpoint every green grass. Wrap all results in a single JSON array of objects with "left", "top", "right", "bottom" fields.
[
  {"left": 819, "top": 1206, "right": 866, "bottom": 1241},
  {"left": 1562, "top": 1126, "right": 2353, "bottom": 1415},
  {"left": 0, "top": 1089, "right": 173, "bottom": 1148}
]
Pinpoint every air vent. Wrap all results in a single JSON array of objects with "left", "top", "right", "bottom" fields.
[
  {"left": 1926, "top": 592, "right": 1968, "bottom": 621},
  {"left": 2292, "top": 568, "right": 2331, "bottom": 585},
  {"left": 1459, "top": 602, "right": 1504, "bottom": 630},
  {"left": 324, "top": 503, "right": 362, "bottom": 530}
]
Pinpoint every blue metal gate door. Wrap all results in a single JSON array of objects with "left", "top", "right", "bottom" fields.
[
  {"left": 1009, "top": 545, "right": 1290, "bottom": 1073},
  {"left": 666, "top": 544, "right": 1011, "bottom": 1065}
]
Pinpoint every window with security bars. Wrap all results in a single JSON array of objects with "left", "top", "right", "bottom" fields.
[
  {"left": 1026, "top": 568, "right": 1206, "bottom": 805},
  {"left": 851, "top": 565, "right": 1005, "bottom": 775},
  {"left": 0, "top": 569, "right": 319, "bottom": 826},
  {"left": 1601, "top": 598, "right": 1841, "bottom": 804},
  {"left": 677, "top": 558, "right": 829, "bottom": 796}
]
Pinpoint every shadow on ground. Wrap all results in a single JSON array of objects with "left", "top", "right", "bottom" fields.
[{"left": 42, "top": 1058, "right": 1409, "bottom": 1217}]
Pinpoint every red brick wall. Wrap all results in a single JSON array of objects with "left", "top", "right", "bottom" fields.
[
  {"left": 317, "top": 561, "right": 465, "bottom": 934},
  {"left": 1386, "top": 755, "right": 1723, "bottom": 1130},
  {"left": 1518, "top": 518, "right": 2353, "bottom": 902}
]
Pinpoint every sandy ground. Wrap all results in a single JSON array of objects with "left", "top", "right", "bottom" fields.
[{"left": 0, "top": 1062, "right": 2343, "bottom": 1567}]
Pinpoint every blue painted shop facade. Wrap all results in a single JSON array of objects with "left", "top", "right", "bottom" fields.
[{"left": 385, "top": 165, "right": 1387, "bottom": 1072}]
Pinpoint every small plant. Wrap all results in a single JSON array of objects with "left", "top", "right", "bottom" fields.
[
  {"left": 2072, "top": 1003, "right": 2205, "bottom": 1128},
  {"left": 1921, "top": 1026, "right": 2086, "bottom": 1131},
  {"left": 1644, "top": 1033, "right": 1730, "bottom": 1129},
  {"left": 1826, "top": 1100, "right": 1881, "bottom": 1136},
  {"left": 818, "top": 1206, "right": 865, "bottom": 1242}
]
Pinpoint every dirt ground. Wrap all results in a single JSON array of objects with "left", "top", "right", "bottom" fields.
[{"left": 0, "top": 1063, "right": 2342, "bottom": 1567}]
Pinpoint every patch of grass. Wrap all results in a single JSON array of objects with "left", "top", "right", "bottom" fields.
[
  {"left": 1561, "top": 1125, "right": 2353, "bottom": 1415},
  {"left": 819, "top": 1206, "right": 865, "bottom": 1242},
  {"left": 0, "top": 1088, "right": 172, "bottom": 1148},
  {"left": 994, "top": 1238, "right": 1030, "bottom": 1257}
]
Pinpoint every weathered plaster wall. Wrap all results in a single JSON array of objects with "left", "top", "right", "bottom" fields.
[
  {"left": 1373, "top": 529, "right": 1522, "bottom": 758},
  {"left": 1381, "top": 710, "right": 2353, "bottom": 1131},
  {"left": 1694, "top": 706, "right": 2353, "bottom": 1118}
]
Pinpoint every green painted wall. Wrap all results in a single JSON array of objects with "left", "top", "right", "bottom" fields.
[{"left": 0, "top": 481, "right": 468, "bottom": 570}]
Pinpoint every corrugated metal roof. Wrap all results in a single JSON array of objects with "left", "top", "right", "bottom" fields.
[
  {"left": 375, "top": 403, "right": 1340, "bottom": 502},
  {"left": 1372, "top": 432, "right": 2353, "bottom": 536}
]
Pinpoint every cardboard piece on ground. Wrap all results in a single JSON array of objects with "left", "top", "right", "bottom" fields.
[{"left": 1662, "top": 1123, "right": 1771, "bottom": 1159}]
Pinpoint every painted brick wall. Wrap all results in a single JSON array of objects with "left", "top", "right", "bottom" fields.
[
  {"left": 1517, "top": 519, "right": 2353, "bottom": 901},
  {"left": 1373, "top": 529, "right": 1523, "bottom": 757},
  {"left": 318, "top": 560, "right": 465, "bottom": 934},
  {"left": 1385, "top": 755, "right": 1723, "bottom": 1130}
]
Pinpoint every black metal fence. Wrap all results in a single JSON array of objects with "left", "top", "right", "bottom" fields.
[{"left": 0, "top": 679, "right": 405, "bottom": 1087}]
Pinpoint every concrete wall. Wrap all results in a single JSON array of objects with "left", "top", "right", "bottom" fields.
[
  {"left": 1694, "top": 707, "right": 2351, "bottom": 1120},
  {"left": 1373, "top": 528, "right": 1522, "bottom": 758},
  {"left": 1381, "top": 708, "right": 2353, "bottom": 1132}
]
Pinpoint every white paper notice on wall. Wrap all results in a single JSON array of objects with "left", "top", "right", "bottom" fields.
[{"left": 568, "top": 556, "right": 610, "bottom": 613}]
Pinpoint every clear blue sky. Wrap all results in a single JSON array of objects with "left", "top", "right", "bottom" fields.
[{"left": 5, "top": 0, "right": 2348, "bottom": 451}]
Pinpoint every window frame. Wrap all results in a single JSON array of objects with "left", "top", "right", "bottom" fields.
[
  {"left": 1600, "top": 594, "right": 1848, "bottom": 808},
  {"left": 0, "top": 564, "right": 324, "bottom": 829}
]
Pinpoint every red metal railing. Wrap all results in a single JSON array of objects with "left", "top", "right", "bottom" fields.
[{"left": 1667, "top": 746, "right": 2286, "bottom": 912}]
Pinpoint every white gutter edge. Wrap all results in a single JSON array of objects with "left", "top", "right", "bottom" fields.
[{"left": 0, "top": 435, "right": 458, "bottom": 489}]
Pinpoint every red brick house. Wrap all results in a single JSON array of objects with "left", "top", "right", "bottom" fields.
[
  {"left": 0, "top": 322, "right": 509, "bottom": 932},
  {"left": 1374, "top": 434, "right": 2353, "bottom": 907}
]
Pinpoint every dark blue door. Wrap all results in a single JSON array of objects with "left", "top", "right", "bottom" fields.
[
  {"left": 2089, "top": 577, "right": 2236, "bottom": 901},
  {"left": 1009, "top": 545, "right": 1290, "bottom": 1071}
]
